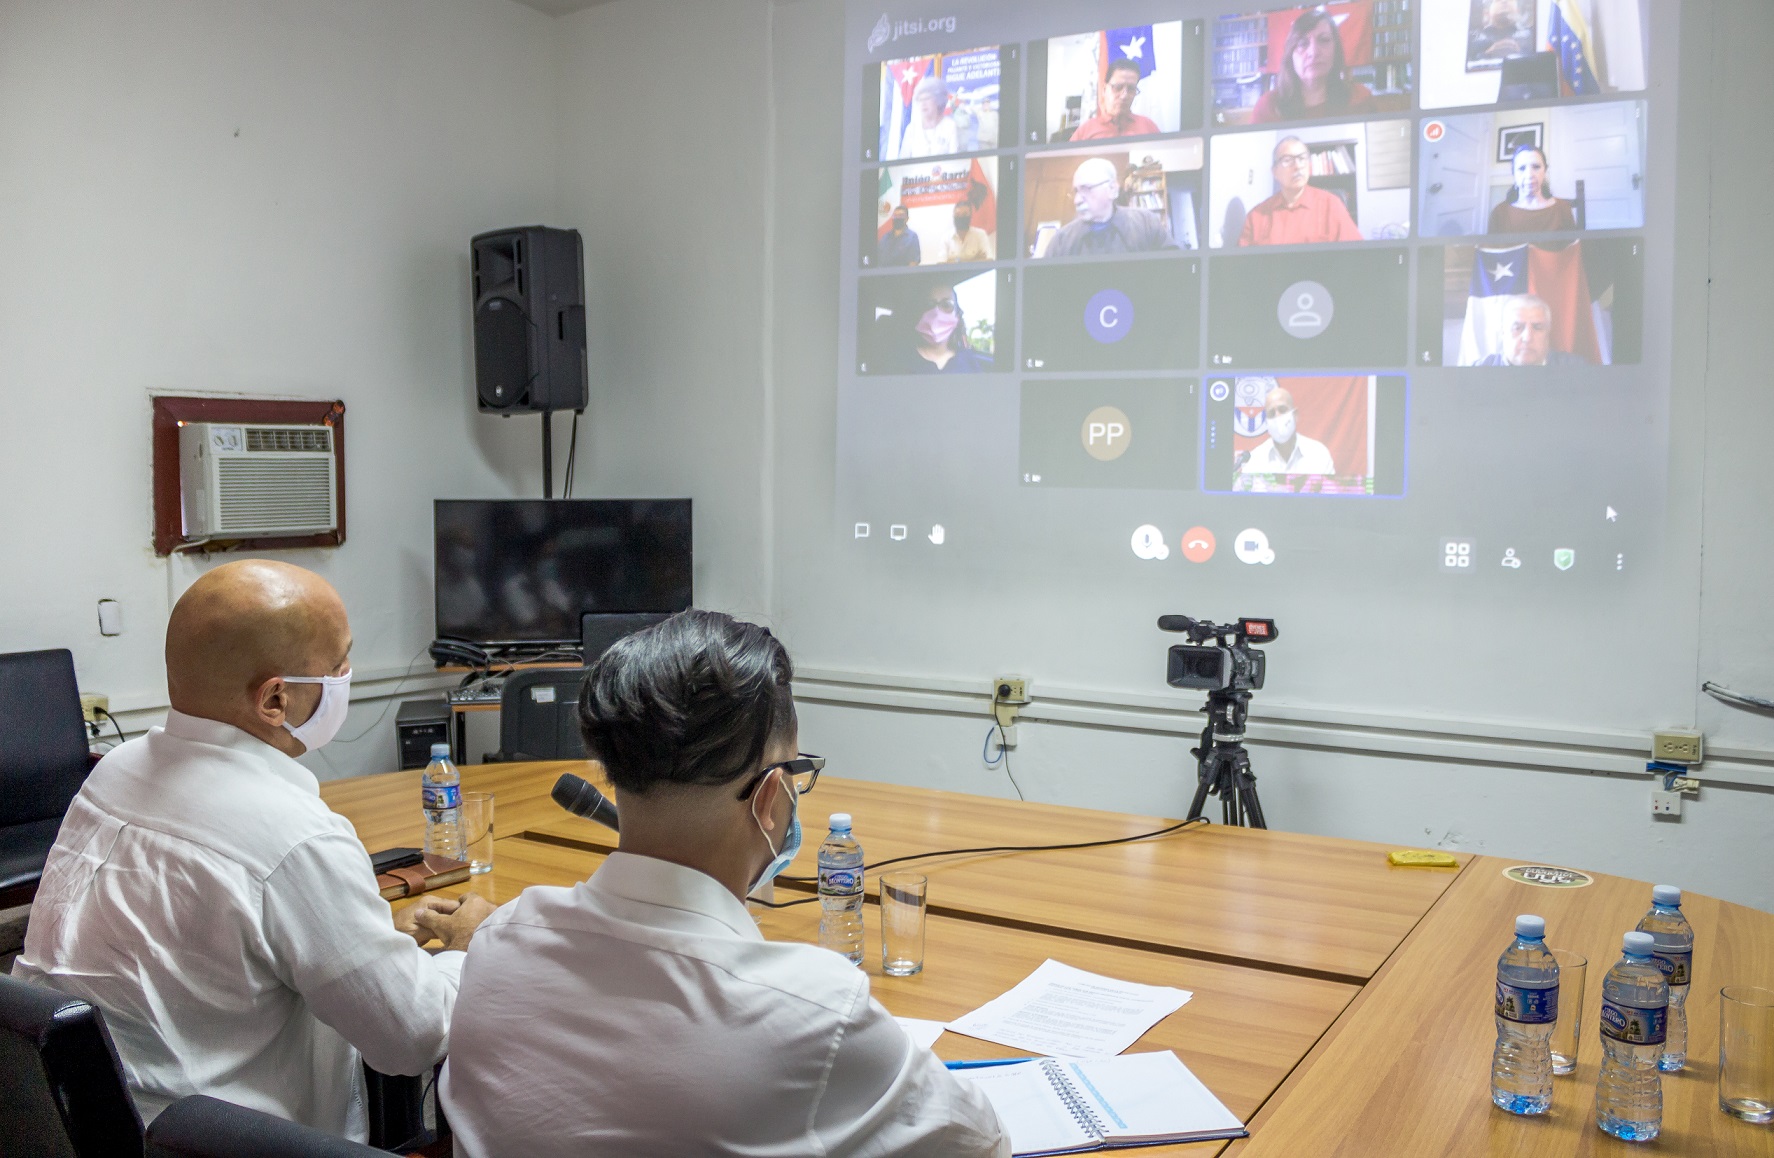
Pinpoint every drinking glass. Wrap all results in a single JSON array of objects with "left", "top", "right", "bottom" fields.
[
  {"left": 461, "top": 792, "right": 495, "bottom": 875},
  {"left": 1720, "top": 986, "right": 1774, "bottom": 1122},
  {"left": 880, "top": 871, "right": 928, "bottom": 977},
  {"left": 1549, "top": 948, "right": 1587, "bottom": 1075}
]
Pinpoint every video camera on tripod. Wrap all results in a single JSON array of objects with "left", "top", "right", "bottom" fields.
[
  {"left": 1158, "top": 615, "right": 1278, "bottom": 828},
  {"left": 1159, "top": 615, "right": 1276, "bottom": 692}
]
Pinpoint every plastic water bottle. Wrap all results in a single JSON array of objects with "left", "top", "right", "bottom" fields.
[
  {"left": 817, "top": 813, "right": 865, "bottom": 965},
  {"left": 1596, "top": 931, "right": 1667, "bottom": 1142},
  {"left": 1635, "top": 885, "right": 1693, "bottom": 1072},
  {"left": 422, "top": 743, "right": 464, "bottom": 860},
  {"left": 1491, "top": 914, "right": 1558, "bottom": 1115}
]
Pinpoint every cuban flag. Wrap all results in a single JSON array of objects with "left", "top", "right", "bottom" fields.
[
  {"left": 1459, "top": 241, "right": 1606, "bottom": 365},
  {"left": 1101, "top": 25, "right": 1157, "bottom": 83},
  {"left": 1548, "top": 0, "right": 1599, "bottom": 96},
  {"left": 880, "top": 57, "right": 932, "bottom": 161}
]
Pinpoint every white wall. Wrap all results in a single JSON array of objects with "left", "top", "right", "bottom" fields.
[
  {"left": 551, "top": 0, "right": 772, "bottom": 624},
  {"left": 9, "top": 0, "right": 1768, "bottom": 911},
  {"left": 0, "top": 0, "right": 561, "bottom": 779},
  {"left": 754, "top": 0, "right": 1774, "bottom": 912}
]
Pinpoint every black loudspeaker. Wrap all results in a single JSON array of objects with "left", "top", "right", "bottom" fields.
[
  {"left": 471, "top": 226, "right": 587, "bottom": 413},
  {"left": 582, "top": 612, "right": 672, "bottom": 663}
]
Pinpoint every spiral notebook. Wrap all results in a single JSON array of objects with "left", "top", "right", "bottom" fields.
[{"left": 957, "top": 1052, "right": 1246, "bottom": 1155}]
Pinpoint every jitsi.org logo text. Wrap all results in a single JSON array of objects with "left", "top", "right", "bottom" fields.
[{"left": 868, "top": 12, "right": 957, "bottom": 51}]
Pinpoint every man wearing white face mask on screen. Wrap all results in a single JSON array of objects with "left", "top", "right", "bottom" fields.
[
  {"left": 14, "top": 558, "right": 491, "bottom": 1139},
  {"left": 1237, "top": 383, "right": 1336, "bottom": 490},
  {"left": 442, "top": 610, "right": 1009, "bottom": 1157}
]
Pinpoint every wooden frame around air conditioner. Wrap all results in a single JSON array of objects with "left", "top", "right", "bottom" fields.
[{"left": 150, "top": 395, "right": 347, "bottom": 556}]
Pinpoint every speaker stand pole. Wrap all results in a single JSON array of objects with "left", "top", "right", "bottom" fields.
[{"left": 542, "top": 409, "right": 554, "bottom": 499}]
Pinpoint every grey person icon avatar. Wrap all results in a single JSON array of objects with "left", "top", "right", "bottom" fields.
[{"left": 1277, "top": 281, "right": 1333, "bottom": 339}]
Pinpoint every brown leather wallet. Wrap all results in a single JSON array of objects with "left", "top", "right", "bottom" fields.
[{"left": 376, "top": 853, "right": 472, "bottom": 900}]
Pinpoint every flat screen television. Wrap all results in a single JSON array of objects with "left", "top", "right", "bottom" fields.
[{"left": 434, "top": 499, "right": 692, "bottom": 646}]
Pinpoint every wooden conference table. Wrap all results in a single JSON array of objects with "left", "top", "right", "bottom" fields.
[{"left": 320, "top": 762, "right": 1774, "bottom": 1156}]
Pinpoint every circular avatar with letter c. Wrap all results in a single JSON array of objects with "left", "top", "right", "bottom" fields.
[{"left": 1084, "top": 288, "right": 1135, "bottom": 344}]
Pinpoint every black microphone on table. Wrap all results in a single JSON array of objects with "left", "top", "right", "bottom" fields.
[{"left": 551, "top": 773, "right": 620, "bottom": 832}]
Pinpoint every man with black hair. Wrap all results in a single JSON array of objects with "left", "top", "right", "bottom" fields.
[
  {"left": 1073, "top": 57, "right": 1160, "bottom": 140},
  {"left": 441, "top": 610, "right": 1009, "bottom": 1157}
]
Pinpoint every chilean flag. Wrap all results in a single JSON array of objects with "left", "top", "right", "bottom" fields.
[
  {"left": 1459, "top": 241, "right": 1605, "bottom": 365},
  {"left": 1100, "top": 25, "right": 1157, "bottom": 84}
]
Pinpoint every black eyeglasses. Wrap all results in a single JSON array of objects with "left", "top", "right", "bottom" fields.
[{"left": 736, "top": 754, "right": 825, "bottom": 801}]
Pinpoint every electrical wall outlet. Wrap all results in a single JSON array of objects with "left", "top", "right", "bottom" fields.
[
  {"left": 992, "top": 677, "right": 1030, "bottom": 704},
  {"left": 991, "top": 677, "right": 1030, "bottom": 728},
  {"left": 80, "top": 694, "right": 109, "bottom": 725},
  {"left": 1652, "top": 729, "right": 1703, "bottom": 764},
  {"left": 1651, "top": 789, "right": 1683, "bottom": 817}
]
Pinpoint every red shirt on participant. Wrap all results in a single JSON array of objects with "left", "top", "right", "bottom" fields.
[
  {"left": 1072, "top": 112, "right": 1161, "bottom": 140},
  {"left": 1238, "top": 184, "right": 1362, "bottom": 246}
]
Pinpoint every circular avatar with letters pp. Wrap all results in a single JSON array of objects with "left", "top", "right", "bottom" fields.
[{"left": 1081, "top": 405, "right": 1132, "bottom": 461}]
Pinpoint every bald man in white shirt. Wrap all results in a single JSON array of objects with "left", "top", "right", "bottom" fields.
[
  {"left": 13, "top": 559, "right": 492, "bottom": 1139},
  {"left": 442, "top": 610, "right": 1008, "bottom": 1157}
]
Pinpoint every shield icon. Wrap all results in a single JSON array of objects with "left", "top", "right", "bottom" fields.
[{"left": 1553, "top": 548, "right": 1575, "bottom": 571}]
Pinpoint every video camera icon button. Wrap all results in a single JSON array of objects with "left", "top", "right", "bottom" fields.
[{"left": 1234, "top": 528, "right": 1274, "bottom": 566}]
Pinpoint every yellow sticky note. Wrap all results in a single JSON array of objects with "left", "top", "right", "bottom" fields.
[{"left": 1388, "top": 849, "right": 1459, "bottom": 868}]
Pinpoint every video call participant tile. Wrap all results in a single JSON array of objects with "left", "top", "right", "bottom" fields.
[
  {"left": 1025, "top": 20, "right": 1204, "bottom": 145},
  {"left": 1019, "top": 378, "right": 1198, "bottom": 490},
  {"left": 1207, "top": 119, "right": 1411, "bottom": 248},
  {"left": 1420, "top": 0, "right": 1647, "bottom": 111},
  {"left": 1419, "top": 101, "right": 1647, "bottom": 238},
  {"left": 1415, "top": 237, "right": 1643, "bottom": 367},
  {"left": 1022, "top": 140, "right": 1202, "bottom": 259},
  {"left": 856, "top": 268, "right": 1014, "bottom": 376},
  {"left": 862, "top": 156, "right": 1015, "bottom": 269},
  {"left": 861, "top": 43, "right": 1019, "bottom": 163},
  {"left": 1206, "top": 247, "right": 1408, "bottom": 370},
  {"left": 1201, "top": 373, "right": 1407, "bottom": 496},
  {"left": 1210, "top": 0, "right": 1415, "bottom": 128},
  {"left": 1022, "top": 258, "right": 1201, "bottom": 373}
]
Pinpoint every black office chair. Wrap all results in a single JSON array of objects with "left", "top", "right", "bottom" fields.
[
  {"left": 146, "top": 1095, "right": 391, "bottom": 1157},
  {"left": 492, "top": 667, "right": 591, "bottom": 762},
  {"left": 0, "top": 972, "right": 145, "bottom": 1157},
  {"left": 0, "top": 649, "right": 94, "bottom": 908}
]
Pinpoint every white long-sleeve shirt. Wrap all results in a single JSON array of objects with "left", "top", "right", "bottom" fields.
[
  {"left": 12, "top": 710, "right": 462, "bottom": 1140},
  {"left": 441, "top": 851, "right": 1010, "bottom": 1157}
]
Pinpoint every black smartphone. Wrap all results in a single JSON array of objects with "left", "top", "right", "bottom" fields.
[{"left": 370, "top": 847, "right": 424, "bottom": 874}]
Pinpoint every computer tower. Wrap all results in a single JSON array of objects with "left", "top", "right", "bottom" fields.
[{"left": 395, "top": 697, "right": 452, "bottom": 771}]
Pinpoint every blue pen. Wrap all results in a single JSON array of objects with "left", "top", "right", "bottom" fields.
[{"left": 944, "top": 1057, "right": 1037, "bottom": 1070}]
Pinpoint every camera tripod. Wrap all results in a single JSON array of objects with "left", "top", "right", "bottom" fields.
[{"left": 1186, "top": 687, "right": 1267, "bottom": 828}]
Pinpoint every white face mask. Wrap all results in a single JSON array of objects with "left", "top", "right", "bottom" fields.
[
  {"left": 280, "top": 670, "right": 352, "bottom": 751},
  {"left": 1267, "top": 409, "right": 1296, "bottom": 444}
]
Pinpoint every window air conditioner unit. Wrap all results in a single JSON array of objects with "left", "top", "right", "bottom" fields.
[{"left": 178, "top": 422, "right": 338, "bottom": 541}]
